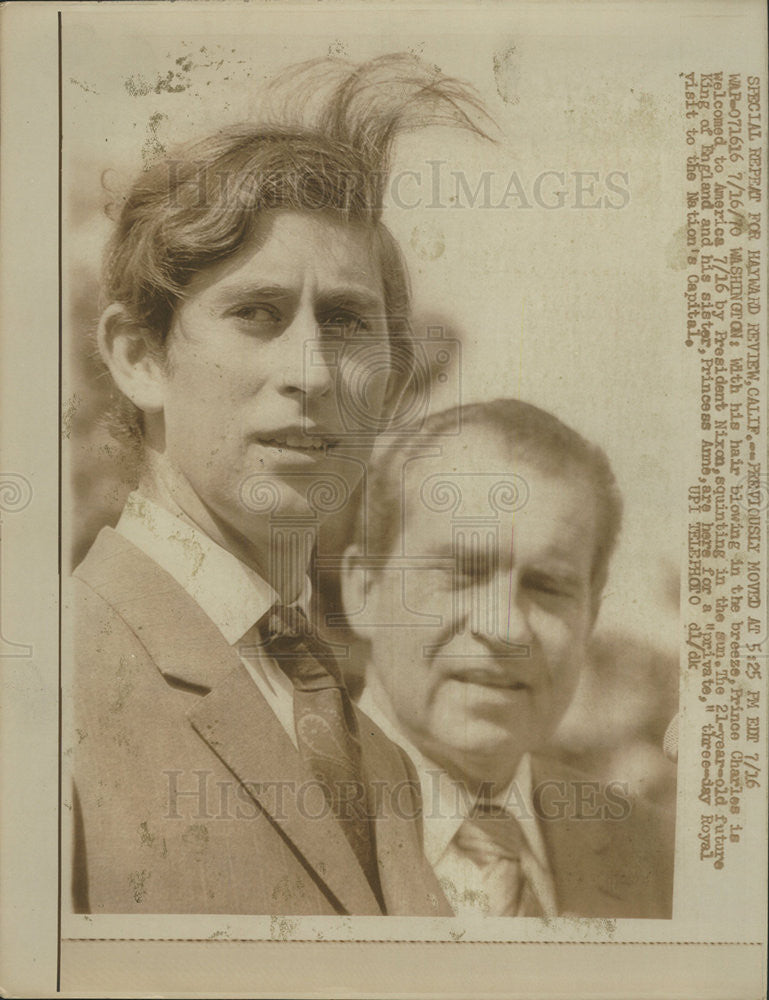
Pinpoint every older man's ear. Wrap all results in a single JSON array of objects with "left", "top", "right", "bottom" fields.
[
  {"left": 340, "top": 545, "right": 375, "bottom": 644},
  {"left": 589, "top": 593, "right": 603, "bottom": 632},
  {"left": 588, "top": 573, "right": 607, "bottom": 633},
  {"left": 96, "top": 303, "right": 166, "bottom": 415}
]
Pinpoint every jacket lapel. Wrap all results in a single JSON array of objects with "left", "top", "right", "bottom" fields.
[
  {"left": 76, "top": 528, "right": 383, "bottom": 915},
  {"left": 357, "top": 712, "right": 453, "bottom": 917},
  {"left": 74, "top": 528, "right": 241, "bottom": 691},
  {"left": 188, "top": 666, "right": 383, "bottom": 915}
]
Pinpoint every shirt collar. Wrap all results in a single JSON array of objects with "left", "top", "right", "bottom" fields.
[
  {"left": 115, "top": 491, "right": 311, "bottom": 646},
  {"left": 358, "top": 677, "right": 551, "bottom": 872}
]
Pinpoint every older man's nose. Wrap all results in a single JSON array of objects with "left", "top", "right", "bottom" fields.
[{"left": 468, "top": 576, "right": 533, "bottom": 655}]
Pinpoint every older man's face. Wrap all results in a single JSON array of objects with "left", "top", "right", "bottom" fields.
[
  {"left": 358, "top": 441, "right": 599, "bottom": 785},
  {"left": 158, "top": 209, "right": 390, "bottom": 542}
]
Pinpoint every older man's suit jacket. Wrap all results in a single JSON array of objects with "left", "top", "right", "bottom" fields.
[
  {"left": 355, "top": 692, "right": 675, "bottom": 921},
  {"left": 527, "top": 755, "right": 675, "bottom": 919},
  {"left": 66, "top": 528, "right": 450, "bottom": 916}
]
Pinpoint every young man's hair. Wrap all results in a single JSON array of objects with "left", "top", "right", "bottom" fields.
[
  {"left": 100, "top": 54, "right": 493, "bottom": 445},
  {"left": 353, "top": 398, "right": 623, "bottom": 597}
]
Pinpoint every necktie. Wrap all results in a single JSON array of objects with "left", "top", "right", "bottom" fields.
[
  {"left": 453, "top": 800, "right": 544, "bottom": 917},
  {"left": 257, "top": 604, "right": 382, "bottom": 902}
]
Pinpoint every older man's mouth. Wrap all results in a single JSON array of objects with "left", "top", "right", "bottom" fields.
[{"left": 448, "top": 669, "right": 531, "bottom": 691}]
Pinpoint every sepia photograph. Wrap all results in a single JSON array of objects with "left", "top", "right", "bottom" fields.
[
  {"left": 0, "top": 1, "right": 765, "bottom": 997},
  {"left": 63, "top": 31, "right": 677, "bottom": 925}
]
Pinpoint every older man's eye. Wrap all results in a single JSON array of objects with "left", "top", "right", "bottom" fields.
[
  {"left": 523, "top": 572, "right": 575, "bottom": 599},
  {"left": 455, "top": 555, "right": 495, "bottom": 584}
]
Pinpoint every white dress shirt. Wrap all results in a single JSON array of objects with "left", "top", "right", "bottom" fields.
[
  {"left": 116, "top": 491, "right": 305, "bottom": 747},
  {"left": 358, "top": 676, "right": 558, "bottom": 917}
]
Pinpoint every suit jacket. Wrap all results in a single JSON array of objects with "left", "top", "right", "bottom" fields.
[
  {"left": 355, "top": 687, "right": 674, "bottom": 920},
  {"left": 66, "top": 527, "right": 451, "bottom": 916},
  {"left": 526, "top": 754, "right": 675, "bottom": 919}
]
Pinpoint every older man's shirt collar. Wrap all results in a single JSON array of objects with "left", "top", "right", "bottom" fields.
[{"left": 357, "top": 677, "right": 551, "bottom": 874}]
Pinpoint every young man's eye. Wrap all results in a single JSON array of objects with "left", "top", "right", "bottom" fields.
[
  {"left": 321, "top": 310, "right": 370, "bottom": 334},
  {"left": 229, "top": 304, "right": 282, "bottom": 324}
]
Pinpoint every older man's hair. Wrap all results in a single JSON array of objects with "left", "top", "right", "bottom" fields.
[
  {"left": 99, "top": 54, "right": 493, "bottom": 445},
  {"left": 355, "top": 398, "right": 623, "bottom": 597}
]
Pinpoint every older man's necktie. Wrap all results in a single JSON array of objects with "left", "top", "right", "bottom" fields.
[
  {"left": 454, "top": 800, "right": 544, "bottom": 916},
  {"left": 257, "top": 604, "right": 382, "bottom": 901}
]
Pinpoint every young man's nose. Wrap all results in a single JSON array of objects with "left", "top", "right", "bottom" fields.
[{"left": 277, "top": 308, "right": 334, "bottom": 398}]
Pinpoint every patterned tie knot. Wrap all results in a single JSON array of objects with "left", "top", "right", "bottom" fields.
[
  {"left": 259, "top": 604, "right": 343, "bottom": 690},
  {"left": 263, "top": 604, "right": 311, "bottom": 643},
  {"left": 456, "top": 800, "right": 526, "bottom": 864}
]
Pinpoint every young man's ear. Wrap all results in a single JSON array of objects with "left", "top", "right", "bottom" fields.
[
  {"left": 96, "top": 303, "right": 166, "bottom": 414},
  {"left": 340, "top": 544, "right": 374, "bottom": 643}
]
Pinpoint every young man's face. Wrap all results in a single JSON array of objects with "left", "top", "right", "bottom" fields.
[
  {"left": 158, "top": 209, "right": 390, "bottom": 543},
  {"left": 355, "top": 441, "right": 600, "bottom": 787}
]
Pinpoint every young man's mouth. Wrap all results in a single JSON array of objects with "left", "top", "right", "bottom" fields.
[{"left": 254, "top": 434, "right": 339, "bottom": 455}]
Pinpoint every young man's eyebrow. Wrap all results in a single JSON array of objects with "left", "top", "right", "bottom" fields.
[
  {"left": 205, "top": 283, "right": 385, "bottom": 315},
  {"left": 316, "top": 287, "right": 386, "bottom": 314},
  {"left": 209, "top": 282, "right": 294, "bottom": 304}
]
